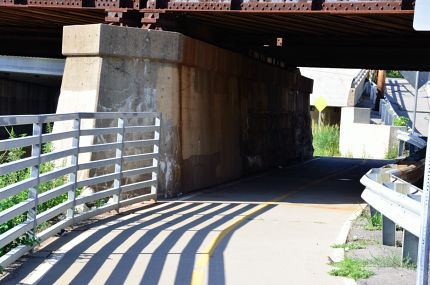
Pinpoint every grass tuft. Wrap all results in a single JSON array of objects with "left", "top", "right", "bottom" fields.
[
  {"left": 331, "top": 241, "right": 367, "bottom": 250},
  {"left": 329, "top": 258, "right": 374, "bottom": 280},
  {"left": 365, "top": 212, "right": 382, "bottom": 231},
  {"left": 368, "top": 254, "right": 416, "bottom": 269},
  {"left": 384, "top": 145, "right": 398, "bottom": 160}
]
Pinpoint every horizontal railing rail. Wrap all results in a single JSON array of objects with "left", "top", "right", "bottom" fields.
[
  {"left": 361, "top": 167, "right": 422, "bottom": 263},
  {"left": 397, "top": 130, "right": 427, "bottom": 150},
  {"left": 0, "top": 112, "right": 161, "bottom": 269}
]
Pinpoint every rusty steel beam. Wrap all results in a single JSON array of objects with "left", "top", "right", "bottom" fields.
[
  {"left": 0, "top": 0, "right": 415, "bottom": 12},
  {"left": 0, "top": 0, "right": 416, "bottom": 28}
]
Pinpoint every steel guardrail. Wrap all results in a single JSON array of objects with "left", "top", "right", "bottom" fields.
[
  {"left": 360, "top": 167, "right": 422, "bottom": 263},
  {"left": 397, "top": 130, "right": 427, "bottom": 149},
  {"left": 0, "top": 112, "right": 161, "bottom": 269}
]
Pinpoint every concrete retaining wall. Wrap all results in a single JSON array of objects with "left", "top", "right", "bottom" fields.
[
  {"left": 56, "top": 24, "right": 313, "bottom": 197},
  {"left": 339, "top": 107, "right": 405, "bottom": 159}
]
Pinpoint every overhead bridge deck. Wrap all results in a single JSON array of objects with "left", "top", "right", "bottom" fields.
[{"left": 0, "top": 0, "right": 429, "bottom": 69}]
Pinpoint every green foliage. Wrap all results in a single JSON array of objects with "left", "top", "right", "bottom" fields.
[
  {"left": 331, "top": 241, "right": 367, "bottom": 250},
  {"left": 393, "top": 116, "right": 410, "bottom": 127},
  {"left": 0, "top": 124, "right": 68, "bottom": 258},
  {"left": 312, "top": 123, "right": 340, "bottom": 157},
  {"left": 329, "top": 258, "right": 374, "bottom": 280},
  {"left": 384, "top": 145, "right": 398, "bottom": 160},
  {"left": 365, "top": 212, "right": 382, "bottom": 231},
  {"left": 386, "top": 70, "right": 403, "bottom": 78}
]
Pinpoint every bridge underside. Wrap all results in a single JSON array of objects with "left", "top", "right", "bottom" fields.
[{"left": 0, "top": 0, "right": 429, "bottom": 69}]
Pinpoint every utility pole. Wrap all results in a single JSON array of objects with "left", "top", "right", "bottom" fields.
[{"left": 375, "top": 70, "right": 386, "bottom": 111}]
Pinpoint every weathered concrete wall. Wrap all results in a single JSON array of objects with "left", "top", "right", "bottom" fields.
[{"left": 57, "top": 24, "right": 313, "bottom": 197}]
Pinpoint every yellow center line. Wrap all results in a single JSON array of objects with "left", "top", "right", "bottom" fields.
[{"left": 189, "top": 161, "right": 364, "bottom": 285}]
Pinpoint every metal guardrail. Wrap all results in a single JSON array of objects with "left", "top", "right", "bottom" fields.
[
  {"left": 0, "top": 112, "right": 161, "bottom": 268},
  {"left": 361, "top": 168, "right": 422, "bottom": 263},
  {"left": 397, "top": 130, "right": 427, "bottom": 149}
]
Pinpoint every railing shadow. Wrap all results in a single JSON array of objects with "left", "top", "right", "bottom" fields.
[
  {"left": 3, "top": 157, "right": 388, "bottom": 285},
  {"left": 16, "top": 201, "right": 273, "bottom": 285}
]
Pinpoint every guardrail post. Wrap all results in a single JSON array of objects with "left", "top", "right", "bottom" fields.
[
  {"left": 151, "top": 115, "right": 161, "bottom": 200},
  {"left": 369, "top": 206, "right": 377, "bottom": 217},
  {"left": 113, "top": 117, "right": 125, "bottom": 213},
  {"left": 398, "top": 140, "right": 405, "bottom": 157},
  {"left": 67, "top": 117, "right": 80, "bottom": 224},
  {"left": 402, "top": 230, "right": 419, "bottom": 264},
  {"left": 28, "top": 120, "right": 42, "bottom": 245},
  {"left": 382, "top": 216, "right": 396, "bottom": 246}
]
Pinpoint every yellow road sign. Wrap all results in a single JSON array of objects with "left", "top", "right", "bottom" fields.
[{"left": 314, "top": 96, "right": 328, "bottom": 112}]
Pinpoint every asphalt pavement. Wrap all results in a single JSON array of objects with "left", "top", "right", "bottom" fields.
[{"left": 2, "top": 157, "right": 388, "bottom": 285}]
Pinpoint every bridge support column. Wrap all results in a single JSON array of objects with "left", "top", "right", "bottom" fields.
[{"left": 57, "top": 24, "right": 313, "bottom": 197}]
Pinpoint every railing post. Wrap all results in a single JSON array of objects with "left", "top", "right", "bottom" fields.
[
  {"left": 398, "top": 140, "right": 404, "bottom": 157},
  {"left": 382, "top": 215, "right": 396, "bottom": 246},
  {"left": 28, "top": 120, "right": 42, "bottom": 245},
  {"left": 67, "top": 117, "right": 80, "bottom": 224},
  {"left": 113, "top": 117, "right": 125, "bottom": 213},
  {"left": 403, "top": 230, "right": 419, "bottom": 264},
  {"left": 151, "top": 115, "right": 161, "bottom": 200}
]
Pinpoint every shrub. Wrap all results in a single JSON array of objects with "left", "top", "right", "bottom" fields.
[
  {"left": 393, "top": 116, "right": 410, "bottom": 127},
  {"left": 386, "top": 70, "right": 403, "bottom": 78}
]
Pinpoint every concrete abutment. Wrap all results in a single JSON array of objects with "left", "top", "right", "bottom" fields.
[{"left": 56, "top": 24, "right": 313, "bottom": 197}]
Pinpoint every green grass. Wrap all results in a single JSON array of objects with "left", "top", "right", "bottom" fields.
[
  {"left": 368, "top": 254, "right": 416, "bottom": 269},
  {"left": 331, "top": 241, "right": 367, "bottom": 250},
  {"left": 365, "top": 212, "right": 382, "bottom": 231},
  {"left": 329, "top": 255, "right": 414, "bottom": 280},
  {"left": 329, "top": 258, "right": 374, "bottom": 280},
  {"left": 312, "top": 123, "right": 340, "bottom": 157},
  {"left": 384, "top": 145, "right": 398, "bottom": 160}
]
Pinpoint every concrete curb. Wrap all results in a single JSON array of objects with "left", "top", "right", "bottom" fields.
[{"left": 330, "top": 204, "right": 367, "bottom": 285}]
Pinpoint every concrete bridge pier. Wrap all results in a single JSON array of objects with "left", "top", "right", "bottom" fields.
[{"left": 56, "top": 24, "right": 314, "bottom": 197}]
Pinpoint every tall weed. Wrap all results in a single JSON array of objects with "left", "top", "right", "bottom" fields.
[{"left": 312, "top": 123, "right": 340, "bottom": 157}]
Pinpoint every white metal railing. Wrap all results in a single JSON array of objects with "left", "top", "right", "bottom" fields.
[
  {"left": 0, "top": 112, "right": 161, "bottom": 268},
  {"left": 352, "top": 69, "right": 369, "bottom": 89},
  {"left": 379, "top": 97, "right": 398, "bottom": 126},
  {"left": 361, "top": 167, "right": 422, "bottom": 263}
]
